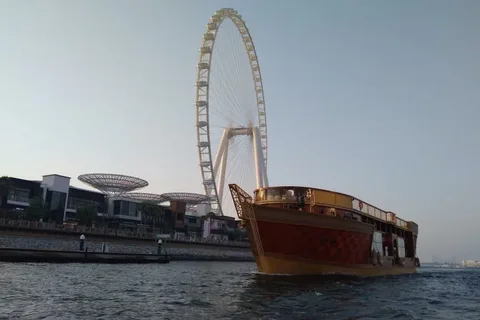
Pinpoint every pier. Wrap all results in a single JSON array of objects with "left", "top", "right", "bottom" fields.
[{"left": 0, "top": 247, "right": 170, "bottom": 264}]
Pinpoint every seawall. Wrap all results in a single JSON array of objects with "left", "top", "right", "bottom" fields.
[
  {"left": 0, "top": 220, "right": 250, "bottom": 248},
  {"left": 0, "top": 231, "right": 255, "bottom": 262}
]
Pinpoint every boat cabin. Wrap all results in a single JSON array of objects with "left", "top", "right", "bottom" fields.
[{"left": 253, "top": 186, "right": 419, "bottom": 262}]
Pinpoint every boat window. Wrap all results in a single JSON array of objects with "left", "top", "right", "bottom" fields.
[
  {"left": 254, "top": 190, "right": 265, "bottom": 201},
  {"left": 371, "top": 231, "right": 383, "bottom": 253},
  {"left": 282, "top": 189, "right": 294, "bottom": 201},
  {"left": 397, "top": 237, "right": 406, "bottom": 258},
  {"left": 265, "top": 188, "right": 282, "bottom": 201},
  {"left": 295, "top": 188, "right": 306, "bottom": 197}
]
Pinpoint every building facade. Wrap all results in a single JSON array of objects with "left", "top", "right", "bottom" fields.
[
  {"left": 0, "top": 174, "right": 155, "bottom": 227},
  {"left": 0, "top": 173, "right": 246, "bottom": 240}
]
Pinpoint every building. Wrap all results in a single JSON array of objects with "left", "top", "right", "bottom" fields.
[
  {"left": 0, "top": 174, "right": 163, "bottom": 228},
  {"left": 66, "top": 186, "right": 106, "bottom": 221},
  {"left": 462, "top": 260, "right": 480, "bottom": 268},
  {"left": 0, "top": 173, "right": 246, "bottom": 240},
  {"left": 1, "top": 174, "right": 73, "bottom": 223},
  {"left": 202, "top": 215, "right": 238, "bottom": 241},
  {"left": 0, "top": 176, "right": 43, "bottom": 215}
]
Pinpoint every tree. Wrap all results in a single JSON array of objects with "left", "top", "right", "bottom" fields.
[
  {"left": 206, "top": 211, "right": 216, "bottom": 219},
  {"left": 26, "top": 196, "right": 47, "bottom": 221},
  {"left": 76, "top": 206, "right": 98, "bottom": 227},
  {"left": 0, "top": 176, "right": 11, "bottom": 205},
  {"left": 0, "top": 176, "right": 12, "bottom": 218},
  {"left": 0, "top": 176, "right": 11, "bottom": 194},
  {"left": 138, "top": 202, "right": 164, "bottom": 232}
]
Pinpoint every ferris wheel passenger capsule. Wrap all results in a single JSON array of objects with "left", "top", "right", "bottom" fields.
[
  {"left": 197, "top": 62, "right": 209, "bottom": 70},
  {"left": 196, "top": 81, "right": 208, "bottom": 87},
  {"left": 207, "top": 23, "right": 217, "bottom": 31},
  {"left": 203, "top": 179, "right": 214, "bottom": 186},
  {"left": 200, "top": 46, "right": 212, "bottom": 54},
  {"left": 203, "top": 33, "right": 215, "bottom": 41},
  {"left": 210, "top": 16, "right": 221, "bottom": 23}
]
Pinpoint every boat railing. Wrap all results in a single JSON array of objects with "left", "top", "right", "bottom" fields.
[
  {"left": 395, "top": 217, "right": 408, "bottom": 228},
  {"left": 253, "top": 187, "right": 412, "bottom": 231}
]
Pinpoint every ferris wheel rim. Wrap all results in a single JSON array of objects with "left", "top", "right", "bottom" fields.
[{"left": 195, "top": 8, "right": 268, "bottom": 216}]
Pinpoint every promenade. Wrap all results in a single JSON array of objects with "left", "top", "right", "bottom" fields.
[
  {"left": 0, "top": 218, "right": 250, "bottom": 248},
  {"left": 0, "top": 219, "right": 254, "bottom": 262}
]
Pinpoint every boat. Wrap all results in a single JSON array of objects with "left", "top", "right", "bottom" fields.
[{"left": 229, "top": 184, "right": 420, "bottom": 276}]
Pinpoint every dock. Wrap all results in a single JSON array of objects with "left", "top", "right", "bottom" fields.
[{"left": 0, "top": 248, "right": 170, "bottom": 264}]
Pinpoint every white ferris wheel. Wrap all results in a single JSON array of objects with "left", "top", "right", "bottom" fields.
[{"left": 195, "top": 8, "right": 268, "bottom": 216}]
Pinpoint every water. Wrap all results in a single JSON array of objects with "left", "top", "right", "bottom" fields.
[{"left": 0, "top": 262, "right": 479, "bottom": 320}]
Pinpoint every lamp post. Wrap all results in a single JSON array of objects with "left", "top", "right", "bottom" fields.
[{"left": 79, "top": 234, "right": 85, "bottom": 251}]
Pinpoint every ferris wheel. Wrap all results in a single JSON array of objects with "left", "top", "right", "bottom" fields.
[{"left": 195, "top": 8, "right": 268, "bottom": 216}]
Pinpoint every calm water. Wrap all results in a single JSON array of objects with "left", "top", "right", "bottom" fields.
[{"left": 0, "top": 262, "right": 479, "bottom": 319}]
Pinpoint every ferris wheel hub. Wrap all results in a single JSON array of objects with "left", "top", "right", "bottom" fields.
[{"left": 229, "top": 127, "right": 253, "bottom": 137}]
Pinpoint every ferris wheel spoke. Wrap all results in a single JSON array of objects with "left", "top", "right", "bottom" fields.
[
  {"left": 221, "top": 137, "right": 253, "bottom": 210},
  {"left": 210, "top": 66, "right": 246, "bottom": 123},
  {"left": 209, "top": 82, "right": 244, "bottom": 126},
  {"left": 211, "top": 28, "right": 255, "bottom": 125},
  {"left": 221, "top": 138, "right": 256, "bottom": 216},
  {"left": 220, "top": 139, "right": 241, "bottom": 205},
  {"left": 228, "top": 33, "right": 256, "bottom": 122}
]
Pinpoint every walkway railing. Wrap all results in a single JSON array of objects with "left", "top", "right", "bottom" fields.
[{"left": 0, "top": 219, "right": 250, "bottom": 248}]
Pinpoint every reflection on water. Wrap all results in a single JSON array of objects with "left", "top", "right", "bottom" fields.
[{"left": 0, "top": 262, "right": 479, "bottom": 319}]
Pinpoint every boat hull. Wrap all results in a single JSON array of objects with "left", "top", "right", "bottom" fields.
[
  {"left": 255, "top": 255, "right": 416, "bottom": 276},
  {"left": 245, "top": 205, "right": 417, "bottom": 277}
]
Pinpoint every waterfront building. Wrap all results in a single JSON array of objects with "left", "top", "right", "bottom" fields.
[
  {"left": 0, "top": 174, "right": 144, "bottom": 226},
  {"left": 0, "top": 174, "right": 245, "bottom": 239}
]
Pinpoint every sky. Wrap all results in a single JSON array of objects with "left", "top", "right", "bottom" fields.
[{"left": 0, "top": 0, "right": 479, "bottom": 262}]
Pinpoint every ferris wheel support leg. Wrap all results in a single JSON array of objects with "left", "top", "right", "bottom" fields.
[
  {"left": 217, "top": 138, "right": 229, "bottom": 208},
  {"left": 262, "top": 158, "right": 269, "bottom": 188},
  {"left": 213, "top": 128, "right": 230, "bottom": 177},
  {"left": 252, "top": 127, "right": 264, "bottom": 189}
]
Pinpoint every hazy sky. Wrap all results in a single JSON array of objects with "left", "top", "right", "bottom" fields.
[{"left": 0, "top": 0, "right": 479, "bottom": 261}]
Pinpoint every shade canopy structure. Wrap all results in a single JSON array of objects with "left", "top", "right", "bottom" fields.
[
  {"left": 122, "top": 192, "right": 166, "bottom": 204},
  {"left": 160, "top": 192, "right": 210, "bottom": 205},
  {"left": 78, "top": 173, "right": 148, "bottom": 196}
]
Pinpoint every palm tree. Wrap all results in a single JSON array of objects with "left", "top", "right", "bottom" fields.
[
  {"left": 206, "top": 211, "right": 216, "bottom": 219},
  {"left": 26, "top": 196, "right": 47, "bottom": 222},
  {"left": 0, "top": 176, "right": 12, "bottom": 204},
  {"left": 0, "top": 176, "right": 12, "bottom": 218},
  {"left": 76, "top": 206, "right": 97, "bottom": 227},
  {"left": 200, "top": 212, "right": 216, "bottom": 223},
  {"left": 138, "top": 202, "right": 164, "bottom": 233}
]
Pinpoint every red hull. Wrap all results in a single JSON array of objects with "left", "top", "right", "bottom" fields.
[
  {"left": 243, "top": 205, "right": 416, "bottom": 275},
  {"left": 256, "top": 220, "right": 372, "bottom": 265}
]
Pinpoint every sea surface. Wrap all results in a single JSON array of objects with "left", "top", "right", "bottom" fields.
[{"left": 0, "top": 262, "right": 479, "bottom": 320}]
